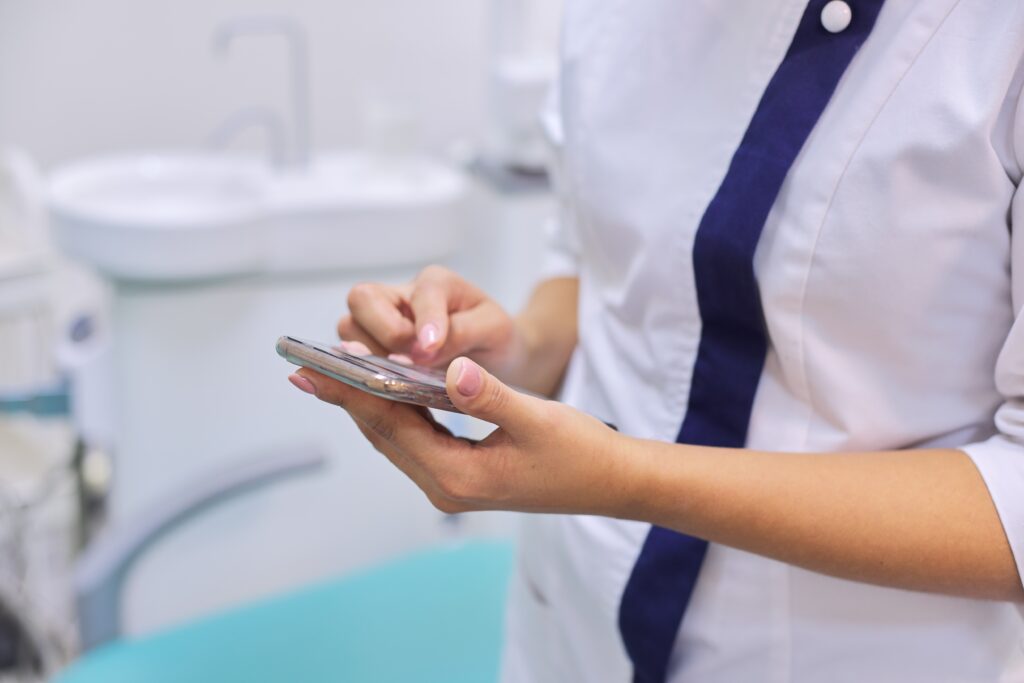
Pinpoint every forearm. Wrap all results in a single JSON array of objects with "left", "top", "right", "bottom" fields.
[
  {"left": 617, "top": 440, "right": 1023, "bottom": 601},
  {"left": 502, "top": 277, "right": 579, "bottom": 396}
]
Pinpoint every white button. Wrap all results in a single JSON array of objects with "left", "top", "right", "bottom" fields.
[{"left": 821, "top": 0, "right": 852, "bottom": 33}]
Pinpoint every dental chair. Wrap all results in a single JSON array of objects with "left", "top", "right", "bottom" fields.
[{"left": 55, "top": 450, "right": 514, "bottom": 683}]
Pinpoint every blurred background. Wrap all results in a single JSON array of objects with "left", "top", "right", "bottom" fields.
[{"left": 0, "top": 0, "right": 561, "bottom": 680}]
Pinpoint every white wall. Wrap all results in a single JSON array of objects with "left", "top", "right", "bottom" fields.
[{"left": 0, "top": 0, "right": 490, "bottom": 167}]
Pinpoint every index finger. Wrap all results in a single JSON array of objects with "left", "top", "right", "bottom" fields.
[{"left": 409, "top": 267, "right": 484, "bottom": 360}]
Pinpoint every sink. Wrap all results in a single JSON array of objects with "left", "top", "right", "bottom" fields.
[
  {"left": 48, "top": 151, "right": 469, "bottom": 282},
  {"left": 49, "top": 154, "right": 270, "bottom": 281}
]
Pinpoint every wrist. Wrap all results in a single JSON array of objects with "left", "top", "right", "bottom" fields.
[
  {"left": 512, "top": 315, "right": 542, "bottom": 366},
  {"left": 599, "top": 437, "right": 708, "bottom": 530},
  {"left": 490, "top": 316, "right": 543, "bottom": 388},
  {"left": 596, "top": 433, "right": 665, "bottom": 521},
  {"left": 511, "top": 315, "right": 581, "bottom": 397}
]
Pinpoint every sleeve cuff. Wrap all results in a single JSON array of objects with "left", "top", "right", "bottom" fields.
[{"left": 961, "top": 435, "right": 1024, "bottom": 596}]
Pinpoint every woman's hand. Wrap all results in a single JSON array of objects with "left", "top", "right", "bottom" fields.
[
  {"left": 339, "top": 265, "right": 523, "bottom": 376},
  {"left": 288, "top": 356, "right": 637, "bottom": 516},
  {"left": 338, "top": 267, "right": 579, "bottom": 396},
  {"left": 287, "top": 345, "right": 1024, "bottom": 601}
]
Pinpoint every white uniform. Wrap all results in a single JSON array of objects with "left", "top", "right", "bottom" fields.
[{"left": 501, "top": 1, "right": 1024, "bottom": 681}]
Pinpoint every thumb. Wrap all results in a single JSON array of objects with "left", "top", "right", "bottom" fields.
[{"left": 446, "top": 357, "right": 537, "bottom": 430}]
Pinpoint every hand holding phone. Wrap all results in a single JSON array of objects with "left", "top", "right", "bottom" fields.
[{"left": 276, "top": 336, "right": 460, "bottom": 411}]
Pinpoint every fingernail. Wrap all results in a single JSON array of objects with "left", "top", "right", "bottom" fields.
[
  {"left": 419, "top": 323, "right": 440, "bottom": 351},
  {"left": 289, "top": 374, "right": 316, "bottom": 395},
  {"left": 454, "top": 358, "right": 482, "bottom": 397},
  {"left": 388, "top": 353, "right": 414, "bottom": 366},
  {"left": 342, "top": 340, "right": 372, "bottom": 356}
]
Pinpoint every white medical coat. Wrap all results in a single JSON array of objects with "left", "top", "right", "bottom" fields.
[{"left": 501, "top": 1, "right": 1024, "bottom": 681}]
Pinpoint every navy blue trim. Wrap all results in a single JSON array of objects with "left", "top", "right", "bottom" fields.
[{"left": 618, "top": 2, "right": 886, "bottom": 681}]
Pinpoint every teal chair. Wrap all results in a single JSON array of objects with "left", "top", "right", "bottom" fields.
[{"left": 56, "top": 450, "right": 515, "bottom": 683}]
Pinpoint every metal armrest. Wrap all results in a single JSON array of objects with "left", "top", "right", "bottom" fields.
[{"left": 74, "top": 446, "right": 327, "bottom": 650}]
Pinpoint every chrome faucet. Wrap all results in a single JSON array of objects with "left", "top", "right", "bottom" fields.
[{"left": 212, "top": 16, "right": 311, "bottom": 169}]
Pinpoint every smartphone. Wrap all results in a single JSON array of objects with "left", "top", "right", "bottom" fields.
[{"left": 276, "top": 336, "right": 459, "bottom": 412}]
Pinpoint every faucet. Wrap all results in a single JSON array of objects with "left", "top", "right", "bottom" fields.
[
  {"left": 207, "top": 106, "right": 287, "bottom": 168},
  {"left": 212, "top": 16, "right": 311, "bottom": 169}
]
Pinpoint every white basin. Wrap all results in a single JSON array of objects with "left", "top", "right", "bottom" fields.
[
  {"left": 49, "top": 154, "right": 270, "bottom": 281},
  {"left": 48, "top": 151, "right": 468, "bottom": 282}
]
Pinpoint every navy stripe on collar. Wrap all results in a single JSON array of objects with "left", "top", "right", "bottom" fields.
[{"left": 618, "top": 2, "right": 886, "bottom": 681}]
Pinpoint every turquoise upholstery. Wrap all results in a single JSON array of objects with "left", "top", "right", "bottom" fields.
[{"left": 57, "top": 540, "right": 514, "bottom": 683}]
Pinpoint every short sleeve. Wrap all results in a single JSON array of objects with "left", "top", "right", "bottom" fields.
[
  {"left": 961, "top": 94, "right": 1024, "bottom": 595},
  {"left": 539, "top": 68, "right": 582, "bottom": 280}
]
